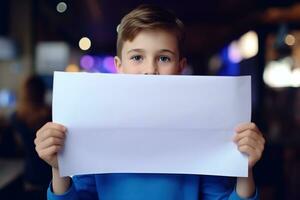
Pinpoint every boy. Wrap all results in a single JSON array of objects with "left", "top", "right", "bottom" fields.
[{"left": 34, "top": 4, "right": 265, "bottom": 200}]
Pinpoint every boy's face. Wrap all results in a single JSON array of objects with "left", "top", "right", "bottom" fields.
[{"left": 114, "top": 29, "right": 186, "bottom": 75}]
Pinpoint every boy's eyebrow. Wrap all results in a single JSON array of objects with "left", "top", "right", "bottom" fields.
[
  {"left": 158, "top": 49, "right": 176, "bottom": 55},
  {"left": 127, "top": 49, "right": 176, "bottom": 55},
  {"left": 127, "top": 49, "right": 145, "bottom": 54}
]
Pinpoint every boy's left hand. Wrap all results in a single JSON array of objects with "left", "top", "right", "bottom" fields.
[{"left": 233, "top": 122, "right": 265, "bottom": 169}]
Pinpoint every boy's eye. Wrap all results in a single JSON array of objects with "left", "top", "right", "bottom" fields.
[
  {"left": 159, "top": 56, "right": 171, "bottom": 63},
  {"left": 130, "top": 55, "right": 143, "bottom": 62}
]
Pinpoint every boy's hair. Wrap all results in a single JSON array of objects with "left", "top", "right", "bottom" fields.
[{"left": 116, "top": 4, "right": 185, "bottom": 58}]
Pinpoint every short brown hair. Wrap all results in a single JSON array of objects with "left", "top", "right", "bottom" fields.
[{"left": 116, "top": 4, "right": 185, "bottom": 58}]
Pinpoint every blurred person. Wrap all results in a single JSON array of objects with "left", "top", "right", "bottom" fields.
[{"left": 11, "top": 74, "right": 52, "bottom": 200}]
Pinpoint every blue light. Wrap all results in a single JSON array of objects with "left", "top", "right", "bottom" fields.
[
  {"left": 0, "top": 89, "right": 16, "bottom": 108},
  {"left": 219, "top": 47, "right": 240, "bottom": 76}
]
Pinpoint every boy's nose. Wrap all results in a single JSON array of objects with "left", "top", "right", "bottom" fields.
[{"left": 143, "top": 61, "right": 159, "bottom": 75}]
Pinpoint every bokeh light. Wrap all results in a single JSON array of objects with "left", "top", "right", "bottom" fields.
[
  {"left": 208, "top": 55, "right": 222, "bottom": 73},
  {"left": 227, "top": 31, "right": 258, "bottom": 63},
  {"left": 103, "top": 56, "right": 116, "bottom": 73},
  {"left": 228, "top": 42, "right": 242, "bottom": 63},
  {"left": 238, "top": 31, "right": 258, "bottom": 59},
  {"left": 0, "top": 89, "right": 15, "bottom": 108},
  {"left": 285, "top": 34, "right": 296, "bottom": 46},
  {"left": 291, "top": 68, "right": 300, "bottom": 87},
  {"left": 263, "top": 57, "right": 300, "bottom": 88},
  {"left": 56, "top": 2, "right": 67, "bottom": 13},
  {"left": 65, "top": 64, "right": 80, "bottom": 72},
  {"left": 80, "top": 55, "right": 94, "bottom": 70},
  {"left": 79, "top": 37, "right": 91, "bottom": 51}
]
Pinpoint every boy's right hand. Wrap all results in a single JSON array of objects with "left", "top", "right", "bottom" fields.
[{"left": 34, "top": 122, "right": 67, "bottom": 169}]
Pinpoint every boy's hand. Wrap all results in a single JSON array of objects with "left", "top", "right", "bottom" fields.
[
  {"left": 233, "top": 122, "right": 265, "bottom": 169},
  {"left": 34, "top": 122, "right": 67, "bottom": 169}
]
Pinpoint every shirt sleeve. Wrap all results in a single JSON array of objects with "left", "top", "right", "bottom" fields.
[
  {"left": 200, "top": 175, "right": 259, "bottom": 200},
  {"left": 228, "top": 187, "right": 259, "bottom": 200},
  {"left": 47, "top": 175, "right": 98, "bottom": 200}
]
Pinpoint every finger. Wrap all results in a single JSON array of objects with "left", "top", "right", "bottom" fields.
[
  {"left": 236, "top": 137, "right": 264, "bottom": 153},
  {"left": 234, "top": 129, "right": 262, "bottom": 144},
  {"left": 37, "top": 145, "right": 62, "bottom": 159},
  {"left": 36, "top": 136, "right": 65, "bottom": 151},
  {"left": 37, "top": 122, "right": 66, "bottom": 138},
  {"left": 238, "top": 144, "right": 262, "bottom": 164},
  {"left": 238, "top": 144, "right": 255, "bottom": 154},
  {"left": 235, "top": 122, "right": 260, "bottom": 133},
  {"left": 35, "top": 129, "right": 66, "bottom": 144}
]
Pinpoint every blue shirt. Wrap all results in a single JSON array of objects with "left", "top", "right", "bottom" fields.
[{"left": 47, "top": 173, "right": 258, "bottom": 200}]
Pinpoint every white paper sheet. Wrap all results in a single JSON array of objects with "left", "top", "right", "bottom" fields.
[{"left": 53, "top": 72, "right": 251, "bottom": 177}]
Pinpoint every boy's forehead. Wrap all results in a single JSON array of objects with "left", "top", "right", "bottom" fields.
[{"left": 122, "top": 30, "right": 179, "bottom": 54}]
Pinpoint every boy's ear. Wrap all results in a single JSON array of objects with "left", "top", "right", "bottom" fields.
[
  {"left": 178, "top": 57, "right": 187, "bottom": 74},
  {"left": 114, "top": 56, "right": 123, "bottom": 73}
]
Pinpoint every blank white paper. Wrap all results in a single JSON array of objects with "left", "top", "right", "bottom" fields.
[{"left": 53, "top": 72, "right": 251, "bottom": 177}]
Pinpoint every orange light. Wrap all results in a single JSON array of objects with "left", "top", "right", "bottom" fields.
[{"left": 65, "top": 64, "right": 80, "bottom": 72}]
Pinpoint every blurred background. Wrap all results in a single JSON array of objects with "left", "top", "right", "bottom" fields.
[{"left": 0, "top": 0, "right": 300, "bottom": 199}]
